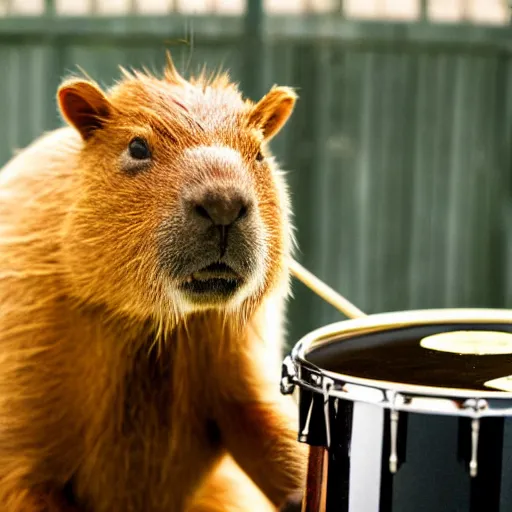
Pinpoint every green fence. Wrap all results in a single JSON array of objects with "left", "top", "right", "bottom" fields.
[{"left": 1, "top": 3, "right": 512, "bottom": 349}]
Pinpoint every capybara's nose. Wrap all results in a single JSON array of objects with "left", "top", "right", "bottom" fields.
[{"left": 191, "top": 188, "right": 249, "bottom": 227}]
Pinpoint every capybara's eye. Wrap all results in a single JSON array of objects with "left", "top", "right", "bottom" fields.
[
  {"left": 128, "top": 138, "right": 151, "bottom": 160},
  {"left": 255, "top": 150, "right": 264, "bottom": 162}
]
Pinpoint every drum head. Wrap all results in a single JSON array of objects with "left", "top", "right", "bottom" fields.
[{"left": 306, "top": 322, "right": 512, "bottom": 392}]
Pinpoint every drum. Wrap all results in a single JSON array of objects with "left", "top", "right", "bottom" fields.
[{"left": 281, "top": 308, "right": 512, "bottom": 512}]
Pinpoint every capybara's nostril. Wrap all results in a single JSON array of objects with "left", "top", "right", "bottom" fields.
[
  {"left": 191, "top": 189, "right": 250, "bottom": 227},
  {"left": 194, "top": 204, "right": 212, "bottom": 221},
  {"left": 237, "top": 205, "right": 248, "bottom": 220}
]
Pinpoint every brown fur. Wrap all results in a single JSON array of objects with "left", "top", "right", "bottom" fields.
[{"left": 0, "top": 54, "right": 307, "bottom": 512}]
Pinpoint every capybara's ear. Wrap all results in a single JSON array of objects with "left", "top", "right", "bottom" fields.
[
  {"left": 248, "top": 86, "right": 297, "bottom": 141},
  {"left": 57, "top": 78, "right": 112, "bottom": 141}
]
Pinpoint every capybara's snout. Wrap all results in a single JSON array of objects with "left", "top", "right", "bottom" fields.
[
  {"left": 183, "top": 182, "right": 253, "bottom": 258},
  {"left": 158, "top": 145, "right": 265, "bottom": 306}
]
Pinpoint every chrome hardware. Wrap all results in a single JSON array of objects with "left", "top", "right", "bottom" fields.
[
  {"left": 322, "top": 377, "right": 334, "bottom": 448},
  {"left": 299, "top": 398, "right": 314, "bottom": 443},
  {"left": 470, "top": 417, "right": 480, "bottom": 478},
  {"left": 389, "top": 408, "right": 399, "bottom": 474},
  {"left": 462, "top": 398, "right": 487, "bottom": 478},
  {"left": 387, "top": 392, "right": 400, "bottom": 474},
  {"left": 280, "top": 355, "right": 296, "bottom": 395}
]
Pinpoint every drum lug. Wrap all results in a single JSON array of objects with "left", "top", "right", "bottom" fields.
[
  {"left": 387, "top": 391, "right": 401, "bottom": 475},
  {"left": 322, "top": 377, "right": 334, "bottom": 449},
  {"left": 469, "top": 417, "right": 480, "bottom": 478},
  {"left": 389, "top": 408, "right": 399, "bottom": 474},
  {"left": 299, "top": 397, "right": 314, "bottom": 443},
  {"left": 280, "top": 355, "right": 297, "bottom": 395},
  {"left": 462, "top": 398, "right": 487, "bottom": 478}
]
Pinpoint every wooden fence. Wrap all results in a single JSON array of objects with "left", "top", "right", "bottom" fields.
[{"left": 0, "top": 1, "right": 511, "bottom": 348}]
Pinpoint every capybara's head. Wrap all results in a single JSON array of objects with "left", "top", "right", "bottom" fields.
[{"left": 57, "top": 55, "right": 297, "bottom": 324}]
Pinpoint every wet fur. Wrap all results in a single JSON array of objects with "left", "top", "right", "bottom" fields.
[{"left": 0, "top": 56, "right": 307, "bottom": 511}]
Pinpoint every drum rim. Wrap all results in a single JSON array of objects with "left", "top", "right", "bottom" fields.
[{"left": 289, "top": 308, "right": 512, "bottom": 414}]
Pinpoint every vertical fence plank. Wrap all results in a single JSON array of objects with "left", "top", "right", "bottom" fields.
[
  {"left": 0, "top": 46, "right": 11, "bottom": 161},
  {"left": 494, "top": 54, "right": 512, "bottom": 308},
  {"left": 327, "top": 46, "right": 355, "bottom": 311},
  {"left": 419, "top": 0, "right": 428, "bottom": 21},
  {"left": 44, "top": 0, "right": 55, "bottom": 15},
  {"left": 338, "top": 0, "right": 344, "bottom": 17},
  {"left": 314, "top": 42, "right": 335, "bottom": 327},
  {"left": 242, "top": 0, "right": 265, "bottom": 101},
  {"left": 6, "top": 48, "right": 21, "bottom": 154},
  {"left": 444, "top": 55, "right": 470, "bottom": 305},
  {"left": 336, "top": 48, "right": 365, "bottom": 310},
  {"left": 267, "top": 41, "right": 295, "bottom": 162},
  {"left": 408, "top": 52, "right": 439, "bottom": 309},
  {"left": 355, "top": 51, "right": 377, "bottom": 312}
]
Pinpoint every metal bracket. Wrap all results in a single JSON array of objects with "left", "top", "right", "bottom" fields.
[
  {"left": 322, "top": 377, "right": 334, "bottom": 449},
  {"left": 280, "top": 355, "right": 297, "bottom": 395},
  {"left": 388, "top": 392, "right": 399, "bottom": 474},
  {"left": 389, "top": 409, "right": 399, "bottom": 474},
  {"left": 469, "top": 417, "right": 480, "bottom": 478},
  {"left": 299, "top": 398, "right": 314, "bottom": 443},
  {"left": 463, "top": 398, "right": 488, "bottom": 478}
]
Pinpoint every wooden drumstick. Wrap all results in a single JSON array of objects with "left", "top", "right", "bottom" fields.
[{"left": 289, "top": 258, "right": 367, "bottom": 320}]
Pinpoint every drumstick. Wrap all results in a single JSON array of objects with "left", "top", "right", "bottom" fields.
[{"left": 289, "top": 258, "right": 367, "bottom": 320}]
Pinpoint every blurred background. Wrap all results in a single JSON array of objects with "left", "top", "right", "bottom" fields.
[{"left": 0, "top": 0, "right": 511, "bottom": 351}]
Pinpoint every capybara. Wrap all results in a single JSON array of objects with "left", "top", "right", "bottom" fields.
[{"left": 0, "top": 54, "right": 307, "bottom": 511}]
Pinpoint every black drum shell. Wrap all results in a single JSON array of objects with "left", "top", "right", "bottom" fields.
[{"left": 295, "top": 321, "right": 512, "bottom": 512}]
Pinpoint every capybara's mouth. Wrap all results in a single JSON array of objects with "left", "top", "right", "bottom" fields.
[{"left": 180, "top": 262, "right": 242, "bottom": 297}]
